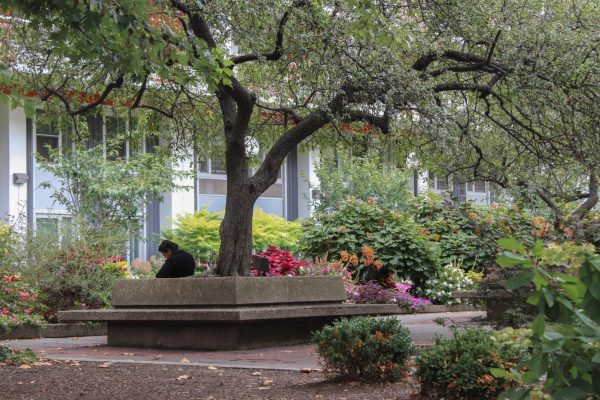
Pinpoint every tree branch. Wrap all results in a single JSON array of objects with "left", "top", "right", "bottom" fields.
[{"left": 232, "top": 11, "right": 291, "bottom": 65}]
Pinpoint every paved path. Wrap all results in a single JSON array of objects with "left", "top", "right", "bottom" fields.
[{"left": 2, "top": 311, "right": 486, "bottom": 371}]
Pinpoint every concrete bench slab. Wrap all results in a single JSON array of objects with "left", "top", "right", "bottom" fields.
[{"left": 58, "top": 277, "right": 400, "bottom": 350}]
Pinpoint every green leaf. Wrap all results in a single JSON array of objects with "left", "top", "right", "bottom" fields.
[
  {"left": 506, "top": 271, "right": 534, "bottom": 289},
  {"left": 592, "top": 352, "right": 600, "bottom": 364},
  {"left": 531, "top": 240, "right": 544, "bottom": 257},
  {"left": 490, "top": 367, "right": 512, "bottom": 379},
  {"left": 498, "top": 236, "right": 526, "bottom": 254},
  {"left": 496, "top": 252, "right": 531, "bottom": 268},
  {"left": 531, "top": 314, "right": 545, "bottom": 336},
  {"left": 542, "top": 288, "right": 554, "bottom": 307},
  {"left": 552, "top": 387, "right": 586, "bottom": 400},
  {"left": 498, "top": 388, "right": 530, "bottom": 400}
]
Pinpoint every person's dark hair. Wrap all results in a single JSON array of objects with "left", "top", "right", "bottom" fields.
[{"left": 158, "top": 240, "right": 179, "bottom": 253}]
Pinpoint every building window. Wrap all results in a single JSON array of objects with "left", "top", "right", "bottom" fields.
[
  {"left": 35, "top": 112, "right": 60, "bottom": 161},
  {"left": 435, "top": 176, "right": 449, "bottom": 191},
  {"left": 210, "top": 157, "right": 227, "bottom": 175},
  {"left": 474, "top": 181, "right": 487, "bottom": 193},
  {"left": 105, "top": 116, "right": 127, "bottom": 159},
  {"left": 35, "top": 215, "right": 73, "bottom": 239}
]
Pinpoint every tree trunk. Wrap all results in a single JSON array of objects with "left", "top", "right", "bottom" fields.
[{"left": 215, "top": 183, "right": 256, "bottom": 276}]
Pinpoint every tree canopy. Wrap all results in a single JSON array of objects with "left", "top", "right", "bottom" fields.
[{"left": 1, "top": 0, "right": 598, "bottom": 274}]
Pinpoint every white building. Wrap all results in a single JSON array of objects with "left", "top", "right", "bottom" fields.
[{"left": 1, "top": 100, "right": 492, "bottom": 257}]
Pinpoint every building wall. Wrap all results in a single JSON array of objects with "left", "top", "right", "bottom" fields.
[{"left": 0, "top": 102, "right": 29, "bottom": 226}]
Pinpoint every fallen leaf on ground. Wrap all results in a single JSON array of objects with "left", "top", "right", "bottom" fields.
[
  {"left": 176, "top": 375, "right": 190, "bottom": 381},
  {"left": 98, "top": 363, "right": 112, "bottom": 368},
  {"left": 299, "top": 368, "right": 317, "bottom": 373},
  {"left": 19, "top": 364, "right": 32, "bottom": 369},
  {"left": 258, "top": 387, "right": 271, "bottom": 390},
  {"left": 251, "top": 372, "right": 262, "bottom": 376},
  {"left": 206, "top": 366, "right": 218, "bottom": 370},
  {"left": 122, "top": 353, "right": 134, "bottom": 356},
  {"left": 261, "top": 379, "right": 273, "bottom": 386},
  {"left": 180, "top": 358, "right": 190, "bottom": 363},
  {"left": 33, "top": 362, "right": 52, "bottom": 366}
]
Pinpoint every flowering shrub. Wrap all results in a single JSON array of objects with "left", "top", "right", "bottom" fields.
[
  {"left": 301, "top": 197, "right": 437, "bottom": 289},
  {"left": 22, "top": 229, "right": 128, "bottom": 322},
  {"left": 424, "top": 263, "right": 483, "bottom": 305},
  {"left": 412, "top": 194, "right": 540, "bottom": 270},
  {"left": 312, "top": 317, "right": 414, "bottom": 382},
  {"left": 250, "top": 246, "right": 307, "bottom": 276},
  {"left": 345, "top": 280, "right": 431, "bottom": 310},
  {"left": 0, "top": 272, "right": 46, "bottom": 334},
  {"left": 103, "top": 256, "right": 130, "bottom": 278},
  {"left": 416, "top": 327, "right": 527, "bottom": 399}
]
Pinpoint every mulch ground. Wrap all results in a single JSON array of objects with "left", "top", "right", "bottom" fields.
[{"left": 0, "top": 360, "right": 422, "bottom": 400}]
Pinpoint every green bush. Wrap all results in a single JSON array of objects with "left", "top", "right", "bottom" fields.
[
  {"left": 301, "top": 197, "right": 437, "bottom": 289},
  {"left": 312, "top": 317, "right": 414, "bottom": 382},
  {"left": 0, "top": 223, "right": 18, "bottom": 269},
  {"left": 415, "top": 327, "right": 526, "bottom": 399},
  {"left": 22, "top": 228, "right": 128, "bottom": 322},
  {"left": 163, "top": 208, "right": 302, "bottom": 262},
  {"left": 412, "top": 194, "right": 539, "bottom": 270}
]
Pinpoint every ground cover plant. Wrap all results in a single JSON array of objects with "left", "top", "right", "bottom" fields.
[
  {"left": 312, "top": 317, "right": 414, "bottom": 382},
  {"left": 0, "top": 345, "right": 37, "bottom": 365},
  {"left": 416, "top": 327, "right": 527, "bottom": 399},
  {"left": 250, "top": 246, "right": 306, "bottom": 276},
  {"left": 345, "top": 280, "right": 431, "bottom": 310}
]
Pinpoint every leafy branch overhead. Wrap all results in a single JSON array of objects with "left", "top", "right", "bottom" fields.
[{"left": 2, "top": 0, "right": 598, "bottom": 275}]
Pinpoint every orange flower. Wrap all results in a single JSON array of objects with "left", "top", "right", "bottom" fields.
[
  {"left": 419, "top": 228, "right": 428, "bottom": 235},
  {"left": 368, "top": 197, "right": 377, "bottom": 205},
  {"left": 340, "top": 250, "right": 349, "bottom": 263},
  {"left": 366, "top": 232, "right": 373, "bottom": 238},
  {"left": 373, "top": 259, "right": 383, "bottom": 271},
  {"left": 362, "top": 246, "right": 375, "bottom": 266},
  {"left": 349, "top": 254, "right": 359, "bottom": 267},
  {"left": 338, "top": 226, "right": 348, "bottom": 233}
]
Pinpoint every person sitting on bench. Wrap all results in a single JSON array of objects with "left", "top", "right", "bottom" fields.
[{"left": 155, "top": 240, "right": 196, "bottom": 278}]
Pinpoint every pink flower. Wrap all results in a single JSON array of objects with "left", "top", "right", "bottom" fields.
[
  {"left": 1, "top": 307, "right": 9, "bottom": 316},
  {"left": 19, "top": 291, "right": 29, "bottom": 298},
  {"left": 24, "top": 308, "right": 31, "bottom": 315}
]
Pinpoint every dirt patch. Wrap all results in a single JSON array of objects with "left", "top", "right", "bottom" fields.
[{"left": 0, "top": 360, "right": 421, "bottom": 400}]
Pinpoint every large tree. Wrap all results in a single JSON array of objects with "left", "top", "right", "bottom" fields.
[{"left": 2, "top": 0, "right": 597, "bottom": 275}]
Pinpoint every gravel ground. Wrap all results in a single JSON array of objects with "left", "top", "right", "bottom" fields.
[{"left": 0, "top": 360, "right": 421, "bottom": 400}]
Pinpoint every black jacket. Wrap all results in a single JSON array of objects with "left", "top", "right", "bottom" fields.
[{"left": 155, "top": 250, "right": 196, "bottom": 278}]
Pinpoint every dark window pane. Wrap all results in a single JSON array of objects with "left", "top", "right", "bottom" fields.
[
  {"left": 36, "top": 136, "right": 59, "bottom": 160},
  {"left": 36, "top": 218, "right": 59, "bottom": 237},
  {"left": 105, "top": 116, "right": 127, "bottom": 158},
  {"left": 87, "top": 114, "right": 103, "bottom": 148},
  {"left": 198, "top": 158, "right": 208, "bottom": 173},
  {"left": 211, "top": 157, "right": 226, "bottom": 174},
  {"left": 474, "top": 181, "right": 486, "bottom": 192}
]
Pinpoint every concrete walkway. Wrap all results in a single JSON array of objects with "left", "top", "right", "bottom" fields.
[{"left": 1, "top": 311, "right": 485, "bottom": 371}]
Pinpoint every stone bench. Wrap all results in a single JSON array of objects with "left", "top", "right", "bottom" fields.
[
  {"left": 59, "top": 276, "right": 399, "bottom": 350},
  {"left": 451, "top": 290, "right": 513, "bottom": 320}
]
